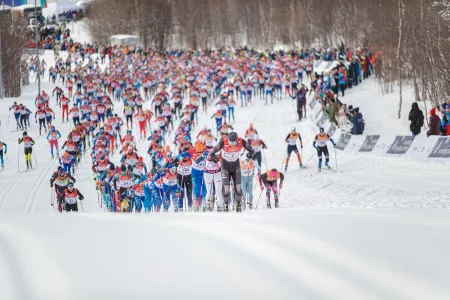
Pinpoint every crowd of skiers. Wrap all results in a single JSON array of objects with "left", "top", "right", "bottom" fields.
[{"left": 10, "top": 41, "right": 366, "bottom": 213}]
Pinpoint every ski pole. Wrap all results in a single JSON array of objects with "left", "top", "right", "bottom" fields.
[
  {"left": 307, "top": 151, "right": 316, "bottom": 162},
  {"left": 17, "top": 143, "right": 20, "bottom": 173},
  {"left": 262, "top": 150, "right": 268, "bottom": 170},
  {"left": 79, "top": 199, "right": 84, "bottom": 212},
  {"left": 334, "top": 147, "right": 338, "bottom": 171},
  {"left": 33, "top": 150, "right": 39, "bottom": 169},
  {"left": 280, "top": 152, "right": 286, "bottom": 171},
  {"left": 255, "top": 189, "right": 264, "bottom": 210},
  {"left": 51, "top": 188, "right": 54, "bottom": 206}
]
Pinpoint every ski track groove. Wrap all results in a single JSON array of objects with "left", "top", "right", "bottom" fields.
[{"left": 25, "top": 157, "right": 59, "bottom": 214}]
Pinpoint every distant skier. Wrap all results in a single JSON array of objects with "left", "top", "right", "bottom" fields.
[
  {"left": 209, "top": 131, "right": 254, "bottom": 212},
  {"left": 290, "top": 84, "right": 308, "bottom": 120},
  {"left": 284, "top": 127, "right": 304, "bottom": 171},
  {"left": 18, "top": 131, "right": 36, "bottom": 170},
  {"left": 0, "top": 141, "right": 7, "bottom": 169},
  {"left": 47, "top": 126, "right": 62, "bottom": 158},
  {"left": 313, "top": 127, "right": 336, "bottom": 172},
  {"left": 259, "top": 168, "right": 284, "bottom": 208}
]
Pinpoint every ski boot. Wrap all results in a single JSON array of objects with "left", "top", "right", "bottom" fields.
[
  {"left": 300, "top": 163, "right": 305, "bottom": 169},
  {"left": 223, "top": 204, "right": 229, "bottom": 212},
  {"left": 174, "top": 207, "right": 179, "bottom": 213},
  {"left": 275, "top": 201, "right": 279, "bottom": 208},
  {"left": 248, "top": 202, "right": 253, "bottom": 209},
  {"left": 267, "top": 201, "right": 272, "bottom": 209},
  {"left": 284, "top": 164, "right": 288, "bottom": 172},
  {"left": 325, "top": 163, "right": 331, "bottom": 169},
  {"left": 202, "top": 205, "right": 209, "bottom": 212},
  {"left": 163, "top": 208, "right": 169, "bottom": 212},
  {"left": 236, "top": 203, "right": 242, "bottom": 213},
  {"left": 217, "top": 206, "right": 223, "bottom": 212}
]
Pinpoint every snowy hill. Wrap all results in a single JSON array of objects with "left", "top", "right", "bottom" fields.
[{"left": 0, "top": 50, "right": 449, "bottom": 299}]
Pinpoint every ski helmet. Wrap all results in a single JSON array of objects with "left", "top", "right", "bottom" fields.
[
  {"left": 246, "top": 152, "right": 252, "bottom": 159},
  {"left": 195, "top": 141, "right": 204, "bottom": 153},
  {"left": 51, "top": 126, "right": 55, "bottom": 131},
  {"left": 228, "top": 132, "right": 238, "bottom": 143},
  {"left": 67, "top": 183, "right": 74, "bottom": 189},
  {"left": 120, "top": 165, "right": 127, "bottom": 173},
  {"left": 291, "top": 127, "right": 296, "bottom": 132},
  {"left": 320, "top": 127, "right": 325, "bottom": 133},
  {"left": 23, "top": 131, "right": 27, "bottom": 136},
  {"left": 109, "top": 164, "right": 115, "bottom": 171}
]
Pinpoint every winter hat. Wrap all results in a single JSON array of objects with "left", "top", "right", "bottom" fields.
[{"left": 430, "top": 108, "right": 436, "bottom": 115}]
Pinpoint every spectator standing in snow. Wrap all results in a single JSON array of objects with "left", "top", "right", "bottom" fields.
[
  {"left": 408, "top": 103, "right": 424, "bottom": 136},
  {"left": 427, "top": 108, "right": 441, "bottom": 136},
  {"left": 350, "top": 107, "right": 365, "bottom": 135},
  {"left": 328, "top": 98, "right": 339, "bottom": 126}
]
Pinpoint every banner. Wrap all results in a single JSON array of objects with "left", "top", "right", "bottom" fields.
[
  {"left": 386, "top": 136, "right": 416, "bottom": 155},
  {"left": 316, "top": 114, "right": 327, "bottom": 128},
  {"left": 327, "top": 124, "right": 337, "bottom": 137},
  {"left": 359, "top": 135, "right": 380, "bottom": 153},
  {"left": 428, "top": 137, "right": 450, "bottom": 158},
  {"left": 335, "top": 133, "right": 352, "bottom": 150}
]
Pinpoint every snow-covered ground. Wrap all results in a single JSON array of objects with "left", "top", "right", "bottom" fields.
[
  {"left": 1, "top": 209, "right": 450, "bottom": 300},
  {"left": 0, "top": 50, "right": 449, "bottom": 299}
]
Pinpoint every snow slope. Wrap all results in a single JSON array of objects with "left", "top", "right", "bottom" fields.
[
  {"left": 0, "top": 51, "right": 449, "bottom": 299},
  {"left": 1, "top": 209, "right": 450, "bottom": 300}
]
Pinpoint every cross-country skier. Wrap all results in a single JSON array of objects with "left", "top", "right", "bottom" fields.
[
  {"left": 173, "top": 149, "right": 193, "bottom": 211},
  {"left": 116, "top": 164, "right": 134, "bottom": 212},
  {"left": 177, "top": 142, "right": 207, "bottom": 211},
  {"left": 9, "top": 102, "right": 21, "bottom": 130},
  {"left": 313, "top": 127, "right": 336, "bottom": 172},
  {"left": 60, "top": 183, "right": 84, "bottom": 212},
  {"left": 0, "top": 141, "right": 7, "bottom": 169},
  {"left": 132, "top": 181, "right": 146, "bottom": 213},
  {"left": 47, "top": 126, "right": 61, "bottom": 158},
  {"left": 240, "top": 152, "right": 257, "bottom": 209},
  {"left": 284, "top": 127, "right": 304, "bottom": 171},
  {"left": 50, "top": 168, "right": 76, "bottom": 212},
  {"left": 35, "top": 108, "right": 47, "bottom": 135},
  {"left": 244, "top": 123, "right": 258, "bottom": 143},
  {"left": 209, "top": 131, "right": 254, "bottom": 212},
  {"left": 290, "top": 84, "right": 309, "bottom": 120},
  {"left": 259, "top": 168, "right": 284, "bottom": 208},
  {"left": 202, "top": 151, "right": 223, "bottom": 211},
  {"left": 18, "top": 131, "right": 35, "bottom": 170},
  {"left": 59, "top": 151, "right": 74, "bottom": 175},
  {"left": 159, "top": 164, "right": 180, "bottom": 212},
  {"left": 250, "top": 134, "right": 267, "bottom": 171}
]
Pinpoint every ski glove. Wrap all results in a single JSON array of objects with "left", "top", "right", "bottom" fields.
[
  {"left": 79, "top": 195, "right": 84, "bottom": 201},
  {"left": 279, "top": 182, "right": 283, "bottom": 189},
  {"left": 50, "top": 183, "right": 53, "bottom": 187},
  {"left": 260, "top": 185, "right": 264, "bottom": 192}
]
